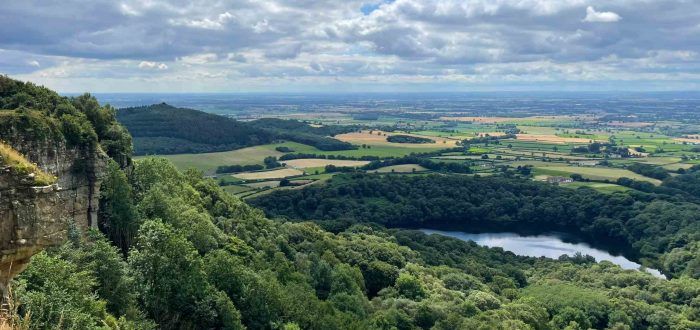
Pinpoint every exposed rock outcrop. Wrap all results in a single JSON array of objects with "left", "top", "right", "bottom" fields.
[{"left": 0, "top": 134, "right": 107, "bottom": 301}]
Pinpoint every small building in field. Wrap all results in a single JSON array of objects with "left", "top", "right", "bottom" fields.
[{"left": 546, "top": 176, "right": 574, "bottom": 184}]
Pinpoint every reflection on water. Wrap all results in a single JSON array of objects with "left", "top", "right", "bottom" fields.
[{"left": 420, "top": 229, "right": 665, "bottom": 279}]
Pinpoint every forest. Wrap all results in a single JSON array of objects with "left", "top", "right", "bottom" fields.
[
  {"left": 251, "top": 173, "right": 700, "bottom": 279},
  {"left": 2, "top": 77, "right": 700, "bottom": 330}
]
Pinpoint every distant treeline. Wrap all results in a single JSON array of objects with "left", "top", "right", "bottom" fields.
[
  {"left": 386, "top": 135, "right": 435, "bottom": 144},
  {"left": 117, "top": 104, "right": 359, "bottom": 155},
  {"left": 215, "top": 164, "right": 265, "bottom": 174},
  {"left": 362, "top": 155, "right": 472, "bottom": 174},
  {"left": 461, "top": 134, "right": 516, "bottom": 145},
  {"left": 278, "top": 153, "right": 380, "bottom": 161}
]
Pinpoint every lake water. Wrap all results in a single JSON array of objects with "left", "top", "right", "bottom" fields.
[{"left": 420, "top": 229, "right": 665, "bottom": 278}]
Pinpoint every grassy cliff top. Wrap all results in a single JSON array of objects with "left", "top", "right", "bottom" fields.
[{"left": 0, "top": 141, "right": 56, "bottom": 186}]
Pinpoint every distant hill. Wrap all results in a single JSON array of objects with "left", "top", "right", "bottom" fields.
[
  {"left": 117, "top": 103, "right": 357, "bottom": 155},
  {"left": 116, "top": 103, "right": 274, "bottom": 155}
]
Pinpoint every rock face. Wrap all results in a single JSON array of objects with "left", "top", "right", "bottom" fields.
[{"left": 0, "top": 133, "right": 107, "bottom": 300}]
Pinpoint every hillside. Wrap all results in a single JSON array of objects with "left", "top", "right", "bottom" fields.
[
  {"left": 116, "top": 103, "right": 275, "bottom": 155},
  {"left": 117, "top": 104, "right": 357, "bottom": 155},
  {"left": 1, "top": 78, "right": 699, "bottom": 330}
]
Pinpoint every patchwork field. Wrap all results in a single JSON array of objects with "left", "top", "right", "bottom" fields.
[{"left": 136, "top": 142, "right": 318, "bottom": 173}]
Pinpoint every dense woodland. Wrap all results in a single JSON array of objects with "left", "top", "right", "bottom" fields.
[
  {"left": 116, "top": 104, "right": 356, "bottom": 155},
  {"left": 2, "top": 77, "right": 700, "bottom": 329},
  {"left": 251, "top": 173, "right": 700, "bottom": 280},
  {"left": 386, "top": 135, "right": 435, "bottom": 144}
]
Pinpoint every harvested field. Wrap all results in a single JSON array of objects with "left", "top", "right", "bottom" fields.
[
  {"left": 282, "top": 159, "right": 370, "bottom": 168},
  {"left": 233, "top": 168, "right": 304, "bottom": 180}
]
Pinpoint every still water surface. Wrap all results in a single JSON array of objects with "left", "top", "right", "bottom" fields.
[{"left": 420, "top": 229, "right": 664, "bottom": 278}]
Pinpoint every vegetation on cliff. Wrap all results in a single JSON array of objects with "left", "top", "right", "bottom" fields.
[
  {"left": 0, "top": 75, "right": 132, "bottom": 166},
  {"left": 0, "top": 142, "right": 56, "bottom": 186}
]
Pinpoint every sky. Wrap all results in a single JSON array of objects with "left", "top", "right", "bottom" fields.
[{"left": 2, "top": 0, "right": 700, "bottom": 93}]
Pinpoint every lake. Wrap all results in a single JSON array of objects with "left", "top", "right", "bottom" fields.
[{"left": 420, "top": 229, "right": 665, "bottom": 278}]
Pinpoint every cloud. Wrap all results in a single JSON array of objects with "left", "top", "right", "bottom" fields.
[
  {"left": 138, "top": 61, "right": 168, "bottom": 70},
  {"left": 2, "top": 0, "right": 700, "bottom": 92},
  {"left": 583, "top": 6, "right": 621, "bottom": 23}
]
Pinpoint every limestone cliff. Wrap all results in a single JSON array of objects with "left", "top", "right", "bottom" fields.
[{"left": 0, "top": 135, "right": 107, "bottom": 299}]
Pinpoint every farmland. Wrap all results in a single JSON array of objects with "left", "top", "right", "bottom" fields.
[{"left": 131, "top": 103, "right": 700, "bottom": 199}]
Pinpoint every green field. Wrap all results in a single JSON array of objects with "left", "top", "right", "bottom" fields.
[
  {"left": 561, "top": 182, "right": 632, "bottom": 193},
  {"left": 136, "top": 142, "right": 317, "bottom": 173},
  {"left": 534, "top": 165, "right": 662, "bottom": 185}
]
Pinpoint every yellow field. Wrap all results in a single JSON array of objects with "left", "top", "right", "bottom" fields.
[
  {"left": 674, "top": 137, "right": 700, "bottom": 144},
  {"left": 336, "top": 130, "right": 459, "bottom": 147},
  {"left": 282, "top": 158, "right": 369, "bottom": 168},
  {"left": 233, "top": 168, "right": 304, "bottom": 180}
]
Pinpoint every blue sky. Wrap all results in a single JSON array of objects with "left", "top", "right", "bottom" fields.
[{"left": 2, "top": 0, "right": 700, "bottom": 93}]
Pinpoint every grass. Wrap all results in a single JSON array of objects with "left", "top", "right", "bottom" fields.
[
  {"left": 0, "top": 142, "right": 56, "bottom": 186},
  {"left": 561, "top": 181, "right": 632, "bottom": 193},
  {"left": 137, "top": 142, "right": 317, "bottom": 173},
  {"left": 533, "top": 165, "right": 661, "bottom": 185}
]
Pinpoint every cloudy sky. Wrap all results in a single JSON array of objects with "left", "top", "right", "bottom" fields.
[{"left": 2, "top": 0, "right": 700, "bottom": 93}]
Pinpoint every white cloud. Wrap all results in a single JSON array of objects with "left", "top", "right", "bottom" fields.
[
  {"left": 27, "top": 60, "right": 40, "bottom": 67},
  {"left": 138, "top": 61, "right": 168, "bottom": 70},
  {"left": 170, "top": 12, "right": 235, "bottom": 30},
  {"left": 583, "top": 6, "right": 621, "bottom": 23}
]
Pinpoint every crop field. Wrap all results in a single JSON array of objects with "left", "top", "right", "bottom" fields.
[
  {"left": 232, "top": 168, "right": 304, "bottom": 180},
  {"left": 282, "top": 159, "right": 370, "bottom": 168}
]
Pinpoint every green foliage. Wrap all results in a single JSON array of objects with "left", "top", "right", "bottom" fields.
[
  {"left": 252, "top": 173, "right": 700, "bottom": 278},
  {"left": 0, "top": 76, "right": 132, "bottom": 165},
  {"left": 386, "top": 135, "right": 435, "bottom": 144}
]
